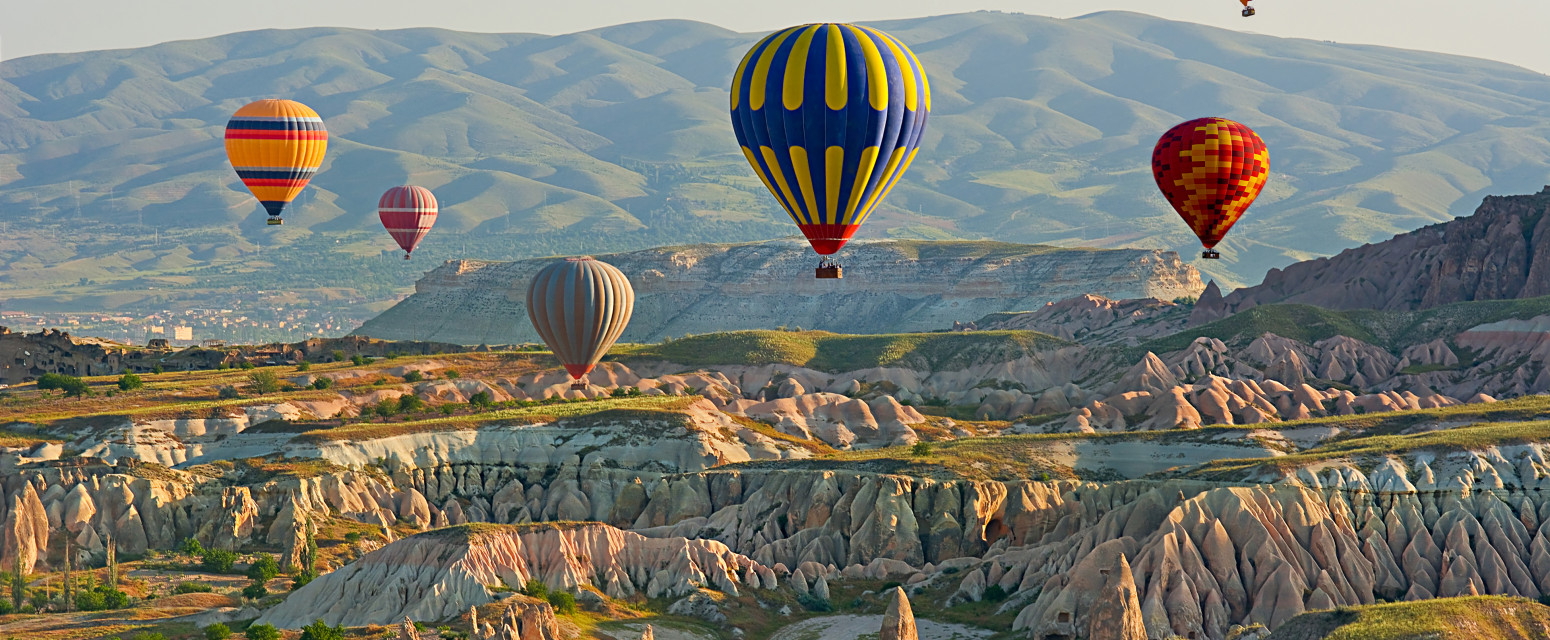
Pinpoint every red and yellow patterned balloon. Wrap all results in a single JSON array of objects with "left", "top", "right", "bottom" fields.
[{"left": 1151, "top": 117, "right": 1269, "bottom": 258}]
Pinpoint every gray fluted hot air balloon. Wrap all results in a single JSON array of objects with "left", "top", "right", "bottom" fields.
[{"left": 526, "top": 257, "right": 635, "bottom": 389}]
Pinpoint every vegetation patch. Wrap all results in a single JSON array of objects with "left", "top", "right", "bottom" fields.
[
  {"left": 290, "top": 396, "right": 696, "bottom": 443},
  {"left": 1266, "top": 596, "right": 1550, "bottom": 640},
  {"left": 616, "top": 330, "right": 1070, "bottom": 373}
]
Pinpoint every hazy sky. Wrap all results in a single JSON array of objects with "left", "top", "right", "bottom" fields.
[{"left": 3, "top": 0, "right": 1548, "bottom": 74}]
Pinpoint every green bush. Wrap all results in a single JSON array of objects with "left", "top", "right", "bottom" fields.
[
  {"left": 247, "top": 554, "right": 280, "bottom": 582},
  {"left": 351, "top": 355, "right": 366, "bottom": 366},
  {"left": 247, "top": 370, "right": 281, "bottom": 394},
  {"left": 397, "top": 394, "right": 425, "bottom": 413},
  {"left": 403, "top": 371, "right": 424, "bottom": 383},
  {"left": 174, "top": 581, "right": 213, "bottom": 594},
  {"left": 330, "top": 350, "right": 346, "bottom": 362},
  {"left": 443, "top": 369, "right": 460, "bottom": 379},
  {"left": 374, "top": 398, "right": 398, "bottom": 418},
  {"left": 205, "top": 622, "right": 232, "bottom": 640},
  {"left": 469, "top": 391, "right": 494, "bottom": 409},
  {"left": 983, "top": 584, "right": 1008, "bottom": 601},
  {"left": 0, "top": 596, "right": 12, "bottom": 615},
  {"left": 130, "top": 633, "right": 168, "bottom": 640},
  {"left": 246, "top": 623, "right": 280, "bottom": 640},
  {"left": 245, "top": 624, "right": 281, "bottom": 640},
  {"left": 546, "top": 590, "right": 576, "bottom": 614},
  {"left": 180, "top": 538, "right": 205, "bottom": 556},
  {"left": 75, "top": 589, "right": 106, "bottom": 611},
  {"left": 201, "top": 549, "right": 237, "bottom": 574},
  {"left": 299, "top": 619, "right": 345, "bottom": 640},
  {"left": 240, "top": 361, "right": 257, "bottom": 370},
  {"left": 296, "top": 361, "right": 311, "bottom": 372},
  {"left": 100, "top": 587, "right": 129, "bottom": 609},
  {"left": 117, "top": 372, "right": 144, "bottom": 391},
  {"left": 797, "top": 593, "right": 832, "bottom": 612},
  {"left": 243, "top": 582, "right": 269, "bottom": 601},
  {"left": 217, "top": 386, "right": 240, "bottom": 400},
  {"left": 343, "top": 532, "right": 362, "bottom": 543},
  {"left": 38, "top": 372, "right": 91, "bottom": 398},
  {"left": 439, "top": 404, "right": 457, "bottom": 415},
  {"left": 151, "top": 364, "right": 164, "bottom": 374},
  {"left": 522, "top": 579, "right": 548, "bottom": 599},
  {"left": 311, "top": 377, "right": 333, "bottom": 390},
  {"left": 911, "top": 441, "right": 931, "bottom": 457},
  {"left": 292, "top": 571, "right": 315, "bottom": 589}
]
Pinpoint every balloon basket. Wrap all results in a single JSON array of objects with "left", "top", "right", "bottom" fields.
[
  {"left": 1242, "top": 6, "right": 1255, "bottom": 16},
  {"left": 404, "top": 253, "right": 412, "bottom": 260},
  {"left": 816, "top": 266, "right": 843, "bottom": 279},
  {"left": 570, "top": 380, "right": 587, "bottom": 390},
  {"left": 266, "top": 218, "right": 283, "bottom": 226},
  {"left": 1202, "top": 250, "right": 1221, "bottom": 259}
]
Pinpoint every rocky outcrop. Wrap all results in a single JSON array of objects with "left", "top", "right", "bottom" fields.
[
  {"left": 355, "top": 240, "right": 1203, "bottom": 344},
  {"left": 255, "top": 523, "right": 767, "bottom": 628},
  {"left": 880, "top": 586, "right": 918, "bottom": 640},
  {"left": 974, "top": 294, "right": 1191, "bottom": 346},
  {"left": 1208, "top": 188, "right": 1550, "bottom": 315},
  {"left": 1088, "top": 555, "right": 1147, "bottom": 640}
]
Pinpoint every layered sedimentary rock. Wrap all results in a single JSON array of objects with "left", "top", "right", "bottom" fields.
[
  {"left": 255, "top": 523, "right": 767, "bottom": 628},
  {"left": 1196, "top": 187, "right": 1550, "bottom": 318},
  {"left": 354, "top": 240, "right": 1203, "bottom": 344}
]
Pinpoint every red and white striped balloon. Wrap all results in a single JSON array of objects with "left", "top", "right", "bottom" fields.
[{"left": 378, "top": 185, "right": 438, "bottom": 259}]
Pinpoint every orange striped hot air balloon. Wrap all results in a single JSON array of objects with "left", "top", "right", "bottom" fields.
[
  {"left": 224, "top": 99, "right": 328, "bottom": 225},
  {"left": 1151, "top": 117, "right": 1269, "bottom": 259},
  {"left": 378, "top": 186, "right": 437, "bottom": 259}
]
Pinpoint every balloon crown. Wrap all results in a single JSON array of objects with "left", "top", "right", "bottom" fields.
[{"left": 566, "top": 256, "right": 595, "bottom": 262}]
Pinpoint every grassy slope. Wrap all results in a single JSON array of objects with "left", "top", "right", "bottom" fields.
[
  {"left": 614, "top": 330, "right": 1071, "bottom": 373},
  {"left": 1143, "top": 295, "right": 1550, "bottom": 353},
  {"left": 1267, "top": 596, "right": 1550, "bottom": 640},
  {"left": 291, "top": 396, "right": 696, "bottom": 443}
]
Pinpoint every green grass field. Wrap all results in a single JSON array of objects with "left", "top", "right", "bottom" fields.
[
  {"left": 1267, "top": 596, "right": 1550, "bottom": 640},
  {"left": 615, "top": 330, "right": 1070, "bottom": 372}
]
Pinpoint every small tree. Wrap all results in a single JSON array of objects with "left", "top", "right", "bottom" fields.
[
  {"left": 246, "top": 623, "right": 281, "bottom": 640},
  {"left": 247, "top": 370, "right": 281, "bottom": 394},
  {"left": 443, "top": 369, "right": 460, "bottom": 379},
  {"left": 522, "top": 579, "right": 548, "bottom": 599},
  {"left": 296, "top": 361, "right": 311, "bottom": 372},
  {"left": 546, "top": 590, "right": 576, "bottom": 614},
  {"left": 117, "top": 372, "right": 144, "bottom": 391},
  {"left": 311, "top": 377, "right": 333, "bottom": 390},
  {"left": 469, "top": 391, "right": 494, "bottom": 410},
  {"left": 397, "top": 394, "right": 425, "bottom": 413},
  {"left": 247, "top": 554, "right": 280, "bottom": 583},
  {"left": 403, "top": 371, "right": 424, "bottom": 383},
  {"left": 239, "top": 361, "right": 256, "bottom": 370},
  {"left": 330, "top": 350, "right": 346, "bottom": 362},
  {"left": 299, "top": 619, "right": 345, "bottom": 640},
  {"left": 9, "top": 552, "right": 25, "bottom": 610},
  {"left": 350, "top": 355, "right": 366, "bottom": 366},
  {"left": 217, "top": 385, "right": 240, "bottom": 400},
  {"left": 201, "top": 549, "right": 237, "bottom": 574},
  {"left": 151, "top": 364, "right": 165, "bottom": 374},
  {"left": 180, "top": 538, "right": 205, "bottom": 556},
  {"left": 243, "top": 582, "right": 269, "bottom": 601},
  {"left": 205, "top": 623, "right": 232, "bottom": 640},
  {"left": 911, "top": 441, "right": 931, "bottom": 457}
]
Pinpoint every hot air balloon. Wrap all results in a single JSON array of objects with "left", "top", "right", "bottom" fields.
[
  {"left": 378, "top": 186, "right": 438, "bottom": 259},
  {"left": 729, "top": 23, "right": 931, "bottom": 278},
  {"left": 1152, "top": 117, "right": 1269, "bottom": 259},
  {"left": 224, "top": 99, "right": 328, "bottom": 225},
  {"left": 527, "top": 257, "right": 635, "bottom": 389},
  {"left": 1241, "top": 0, "right": 1256, "bottom": 16}
]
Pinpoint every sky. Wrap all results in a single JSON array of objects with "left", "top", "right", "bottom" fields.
[{"left": 2, "top": 0, "right": 1548, "bottom": 74}]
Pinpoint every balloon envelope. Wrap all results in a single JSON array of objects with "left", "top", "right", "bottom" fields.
[
  {"left": 729, "top": 24, "right": 930, "bottom": 255},
  {"left": 224, "top": 99, "right": 328, "bottom": 223},
  {"left": 1151, "top": 117, "right": 1269, "bottom": 251},
  {"left": 378, "top": 185, "right": 438, "bottom": 258},
  {"left": 526, "top": 257, "right": 635, "bottom": 380}
]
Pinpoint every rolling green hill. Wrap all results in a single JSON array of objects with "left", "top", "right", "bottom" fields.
[{"left": 4, "top": 11, "right": 1550, "bottom": 324}]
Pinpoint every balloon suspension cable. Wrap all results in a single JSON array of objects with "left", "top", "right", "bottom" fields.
[{"left": 816, "top": 256, "right": 843, "bottom": 279}]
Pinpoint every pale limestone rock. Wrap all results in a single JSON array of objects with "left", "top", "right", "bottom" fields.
[{"left": 879, "top": 586, "right": 918, "bottom": 640}]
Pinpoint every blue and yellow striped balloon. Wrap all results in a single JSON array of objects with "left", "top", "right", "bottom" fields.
[{"left": 730, "top": 24, "right": 930, "bottom": 255}]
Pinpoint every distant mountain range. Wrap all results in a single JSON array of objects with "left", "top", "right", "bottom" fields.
[{"left": 4, "top": 11, "right": 1550, "bottom": 322}]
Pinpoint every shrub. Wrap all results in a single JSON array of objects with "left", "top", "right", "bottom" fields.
[
  {"left": 522, "top": 579, "right": 548, "bottom": 599},
  {"left": 296, "top": 361, "right": 311, "bottom": 372},
  {"left": 374, "top": 398, "right": 398, "bottom": 418},
  {"left": 797, "top": 593, "right": 832, "bottom": 612},
  {"left": 292, "top": 571, "right": 315, "bottom": 589},
  {"left": 205, "top": 623, "right": 232, "bottom": 640},
  {"left": 100, "top": 587, "right": 129, "bottom": 609},
  {"left": 0, "top": 597, "right": 11, "bottom": 615},
  {"left": 247, "top": 370, "right": 281, "bottom": 394},
  {"left": 311, "top": 377, "right": 333, "bottom": 390},
  {"left": 75, "top": 589, "right": 106, "bottom": 611},
  {"left": 131, "top": 633, "right": 168, "bottom": 640},
  {"left": 611, "top": 387, "right": 627, "bottom": 397},
  {"left": 201, "top": 549, "right": 237, "bottom": 574},
  {"left": 403, "top": 371, "right": 424, "bottom": 383},
  {"left": 247, "top": 554, "right": 280, "bottom": 583},
  {"left": 180, "top": 538, "right": 205, "bottom": 556},
  {"left": 343, "top": 532, "right": 362, "bottom": 543},
  {"left": 983, "top": 584, "right": 1007, "bottom": 602},
  {"left": 243, "top": 583, "right": 268, "bottom": 600},
  {"left": 546, "top": 590, "right": 576, "bottom": 614},
  {"left": 300, "top": 619, "right": 345, "bottom": 640},
  {"left": 117, "top": 372, "right": 144, "bottom": 391},
  {"left": 397, "top": 394, "right": 425, "bottom": 413},
  {"left": 443, "top": 369, "right": 459, "bottom": 379},
  {"left": 330, "top": 350, "right": 346, "bottom": 362},
  {"left": 217, "top": 386, "right": 240, "bottom": 400},
  {"left": 469, "top": 391, "right": 494, "bottom": 409},
  {"left": 911, "top": 441, "right": 931, "bottom": 457},
  {"left": 440, "top": 404, "right": 457, "bottom": 416},
  {"left": 351, "top": 355, "right": 366, "bottom": 366},
  {"left": 151, "top": 364, "right": 164, "bottom": 374},
  {"left": 239, "top": 361, "right": 256, "bottom": 370},
  {"left": 174, "top": 581, "right": 213, "bottom": 594},
  {"left": 39, "top": 373, "right": 91, "bottom": 398},
  {"left": 246, "top": 623, "right": 281, "bottom": 640}
]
